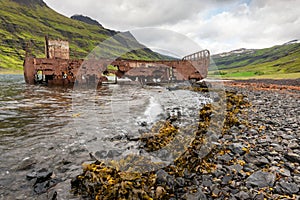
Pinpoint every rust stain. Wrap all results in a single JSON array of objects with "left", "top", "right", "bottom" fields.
[{"left": 23, "top": 37, "right": 210, "bottom": 86}]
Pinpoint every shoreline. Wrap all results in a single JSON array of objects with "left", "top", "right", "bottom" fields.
[
  {"left": 69, "top": 82, "right": 300, "bottom": 199},
  {"left": 0, "top": 70, "right": 23, "bottom": 75},
  {"left": 208, "top": 78, "right": 300, "bottom": 93}
]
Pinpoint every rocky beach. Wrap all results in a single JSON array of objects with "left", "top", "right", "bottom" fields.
[
  {"left": 68, "top": 79, "right": 300, "bottom": 200},
  {"left": 0, "top": 76, "right": 300, "bottom": 200},
  {"left": 196, "top": 79, "right": 300, "bottom": 199}
]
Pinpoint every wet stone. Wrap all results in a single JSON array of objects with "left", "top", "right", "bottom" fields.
[
  {"left": 270, "top": 143, "right": 284, "bottom": 152},
  {"left": 212, "top": 187, "right": 222, "bottom": 198},
  {"left": 182, "top": 189, "right": 207, "bottom": 200},
  {"left": 253, "top": 193, "right": 264, "bottom": 200},
  {"left": 243, "top": 163, "right": 257, "bottom": 172},
  {"left": 156, "top": 169, "right": 174, "bottom": 187},
  {"left": 270, "top": 166, "right": 291, "bottom": 177},
  {"left": 234, "top": 191, "right": 250, "bottom": 200},
  {"left": 229, "top": 143, "right": 246, "bottom": 155},
  {"left": 221, "top": 175, "right": 232, "bottom": 185},
  {"left": 288, "top": 141, "right": 299, "bottom": 149},
  {"left": 281, "top": 134, "right": 295, "bottom": 140},
  {"left": 175, "top": 177, "right": 185, "bottom": 187},
  {"left": 293, "top": 175, "right": 300, "bottom": 184},
  {"left": 26, "top": 171, "right": 37, "bottom": 180},
  {"left": 228, "top": 164, "right": 243, "bottom": 174},
  {"left": 33, "top": 178, "right": 61, "bottom": 194},
  {"left": 246, "top": 171, "right": 275, "bottom": 188},
  {"left": 248, "top": 128, "right": 258, "bottom": 135},
  {"left": 284, "top": 152, "right": 300, "bottom": 163},
  {"left": 16, "top": 157, "right": 37, "bottom": 171},
  {"left": 218, "top": 154, "right": 232, "bottom": 162},
  {"left": 203, "top": 180, "right": 213, "bottom": 187},
  {"left": 245, "top": 155, "right": 269, "bottom": 167},
  {"left": 275, "top": 180, "right": 299, "bottom": 195},
  {"left": 34, "top": 168, "right": 53, "bottom": 183}
]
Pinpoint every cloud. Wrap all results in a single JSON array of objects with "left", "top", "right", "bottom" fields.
[
  {"left": 44, "top": 0, "right": 300, "bottom": 54},
  {"left": 45, "top": 0, "right": 209, "bottom": 28}
]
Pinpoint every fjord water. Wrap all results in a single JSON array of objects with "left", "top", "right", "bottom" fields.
[{"left": 0, "top": 75, "right": 210, "bottom": 199}]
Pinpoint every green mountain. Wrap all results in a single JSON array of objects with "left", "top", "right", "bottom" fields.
[
  {"left": 0, "top": 0, "right": 169, "bottom": 72},
  {"left": 209, "top": 41, "right": 300, "bottom": 79}
]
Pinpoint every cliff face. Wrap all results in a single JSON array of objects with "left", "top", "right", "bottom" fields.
[{"left": 0, "top": 0, "right": 168, "bottom": 71}]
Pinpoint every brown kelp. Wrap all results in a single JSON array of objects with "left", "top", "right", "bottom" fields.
[{"left": 71, "top": 89, "right": 250, "bottom": 199}]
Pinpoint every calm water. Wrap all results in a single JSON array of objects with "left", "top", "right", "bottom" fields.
[{"left": 0, "top": 75, "right": 210, "bottom": 199}]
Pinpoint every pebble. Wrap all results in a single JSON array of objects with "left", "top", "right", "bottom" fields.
[
  {"left": 275, "top": 180, "right": 299, "bottom": 195},
  {"left": 68, "top": 83, "right": 300, "bottom": 199},
  {"left": 198, "top": 86, "right": 300, "bottom": 199},
  {"left": 246, "top": 171, "right": 276, "bottom": 188}
]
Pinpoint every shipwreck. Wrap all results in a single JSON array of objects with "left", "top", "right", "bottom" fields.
[{"left": 23, "top": 37, "right": 210, "bottom": 86}]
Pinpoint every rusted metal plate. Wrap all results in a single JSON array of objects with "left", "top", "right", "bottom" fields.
[{"left": 24, "top": 39, "right": 209, "bottom": 86}]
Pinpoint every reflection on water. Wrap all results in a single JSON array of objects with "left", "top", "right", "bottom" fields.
[{"left": 0, "top": 75, "right": 210, "bottom": 199}]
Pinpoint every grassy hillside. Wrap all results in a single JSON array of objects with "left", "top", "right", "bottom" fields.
[
  {"left": 209, "top": 42, "right": 300, "bottom": 79},
  {"left": 0, "top": 0, "right": 169, "bottom": 72}
]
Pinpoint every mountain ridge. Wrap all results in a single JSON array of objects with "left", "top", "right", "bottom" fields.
[
  {"left": 0, "top": 0, "right": 170, "bottom": 72},
  {"left": 71, "top": 14, "right": 103, "bottom": 27}
]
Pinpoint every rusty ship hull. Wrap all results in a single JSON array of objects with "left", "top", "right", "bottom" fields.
[{"left": 23, "top": 38, "right": 210, "bottom": 86}]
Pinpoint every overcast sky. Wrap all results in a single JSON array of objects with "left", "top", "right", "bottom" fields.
[{"left": 43, "top": 0, "right": 300, "bottom": 55}]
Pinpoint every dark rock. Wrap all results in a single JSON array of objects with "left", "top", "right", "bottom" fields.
[
  {"left": 221, "top": 175, "right": 232, "bottom": 185},
  {"left": 140, "top": 121, "right": 148, "bottom": 127},
  {"left": 156, "top": 169, "right": 174, "bottom": 187},
  {"left": 270, "top": 143, "right": 284, "bottom": 152},
  {"left": 89, "top": 152, "right": 98, "bottom": 161},
  {"left": 284, "top": 152, "right": 300, "bottom": 163},
  {"left": 228, "top": 164, "right": 243, "bottom": 174},
  {"left": 246, "top": 171, "right": 275, "bottom": 188},
  {"left": 229, "top": 143, "right": 246, "bottom": 155},
  {"left": 234, "top": 191, "right": 250, "bottom": 200},
  {"left": 245, "top": 155, "right": 269, "bottom": 167},
  {"left": 33, "top": 178, "right": 61, "bottom": 194},
  {"left": 35, "top": 168, "right": 53, "bottom": 183},
  {"left": 26, "top": 171, "right": 37, "bottom": 180},
  {"left": 284, "top": 162, "right": 296, "bottom": 171},
  {"left": 211, "top": 187, "right": 221, "bottom": 198},
  {"left": 293, "top": 175, "right": 300, "bottom": 184},
  {"left": 253, "top": 193, "right": 264, "bottom": 200},
  {"left": 175, "top": 177, "right": 185, "bottom": 187},
  {"left": 60, "top": 159, "right": 72, "bottom": 165},
  {"left": 270, "top": 166, "right": 291, "bottom": 177},
  {"left": 218, "top": 154, "right": 232, "bottom": 162},
  {"left": 287, "top": 141, "right": 298, "bottom": 149},
  {"left": 182, "top": 189, "right": 207, "bottom": 200},
  {"left": 243, "top": 163, "right": 256, "bottom": 172},
  {"left": 203, "top": 180, "right": 212, "bottom": 187},
  {"left": 275, "top": 180, "right": 299, "bottom": 195},
  {"left": 50, "top": 191, "right": 58, "bottom": 200},
  {"left": 248, "top": 128, "right": 258, "bottom": 135},
  {"left": 281, "top": 134, "right": 294, "bottom": 140}
]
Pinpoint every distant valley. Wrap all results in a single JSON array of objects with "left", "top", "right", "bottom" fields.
[{"left": 209, "top": 40, "right": 300, "bottom": 79}]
